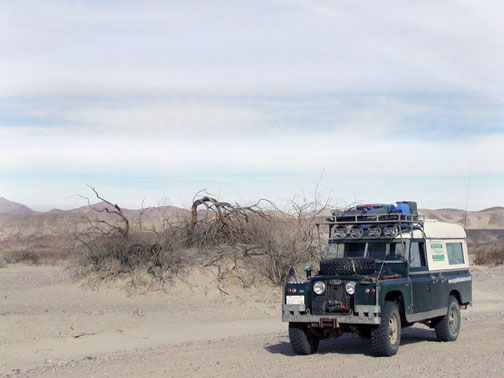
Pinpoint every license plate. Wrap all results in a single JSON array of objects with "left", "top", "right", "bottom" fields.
[{"left": 286, "top": 295, "right": 305, "bottom": 305}]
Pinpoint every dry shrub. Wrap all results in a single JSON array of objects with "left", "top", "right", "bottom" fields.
[
  {"left": 15, "top": 249, "right": 42, "bottom": 265},
  {"left": 72, "top": 188, "right": 190, "bottom": 289},
  {"left": 187, "top": 193, "right": 328, "bottom": 285},
  {"left": 73, "top": 187, "right": 331, "bottom": 289},
  {"left": 74, "top": 229, "right": 189, "bottom": 288},
  {"left": 474, "top": 247, "right": 504, "bottom": 266},
  {"left": 1, "top": 248, "right": 68, "bottom": 266},
  {"left": 239, "top": 214, "right": 319, "bottom": 285}
]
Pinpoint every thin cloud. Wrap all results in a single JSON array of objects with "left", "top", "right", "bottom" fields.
[{"left": 0, "top": 0, "right": 503, "bottom": 210}]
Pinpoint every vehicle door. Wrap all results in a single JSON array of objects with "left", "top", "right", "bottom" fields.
[
  {"left": 427, "top": 241, "right": 449, "bottom": 311},
  {"left": 409, "top": 241, "right": 431, "bottom": 313}
]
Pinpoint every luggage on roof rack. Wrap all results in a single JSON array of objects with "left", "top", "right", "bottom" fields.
[
  {"left": 388, "top": 201, "right": 418, "bottom": 216},
  {"left": 332, "top": 201, "right": 418, "bottom": 219},
  {"left": 323, "top": 201, "right": 422, "bottom": 226}
]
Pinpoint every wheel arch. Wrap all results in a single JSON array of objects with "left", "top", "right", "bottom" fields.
[
  {"left": 384, "top": 290, "right": 406, "bottom": 317},
  {"left": 449, "top": 289, "right": 462, "bottom": 305}
]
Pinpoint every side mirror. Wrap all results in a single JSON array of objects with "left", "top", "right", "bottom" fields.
[
  {"left": 304, "top": 263, "right": 314, "bottom": 278},
  {"left": 288, "top": 267, "right": 296, "bottom": 277}
]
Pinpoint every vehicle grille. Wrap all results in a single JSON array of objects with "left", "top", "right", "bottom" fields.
[
  {"left": 326, "top": 282, "right": 352, "bottom": 311},
  {"left": 311, "top": 281, "right": 352, "bottom": 314}
]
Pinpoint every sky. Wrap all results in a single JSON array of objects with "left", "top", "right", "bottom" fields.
[{"left": 1, "top": 0, "right": 503, "bottom": 211}]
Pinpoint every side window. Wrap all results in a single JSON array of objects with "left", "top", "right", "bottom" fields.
[
  {"left": 390, "top": 241, "right": 406, "bottom": 260},
  {"left": 410, "top": 241, "right": 426, "bottom": 268},
  {"left": 447, "top": 243, "right": 465, "bottom": 265}
]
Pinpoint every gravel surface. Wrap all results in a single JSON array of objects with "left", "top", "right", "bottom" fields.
[{"left": 1, "top": 264, "right": 503, "bottom": 378}]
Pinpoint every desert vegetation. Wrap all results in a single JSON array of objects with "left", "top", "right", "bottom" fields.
[
  {"left": 71, "top": 187, "right": 331, "bottom": 290},
  {"left": 2, "top": 190, "right": 502, "bottom": 290},
  {"left": 0, "top": 248, "right": 68, "bottom": 266},
  {"left": 474, "top": 247, "right": 504, "bottom": 266}
]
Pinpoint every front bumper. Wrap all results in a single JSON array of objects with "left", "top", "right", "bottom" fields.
[{"left": 282, "top": 304, "right": 381, "bottom": 325}]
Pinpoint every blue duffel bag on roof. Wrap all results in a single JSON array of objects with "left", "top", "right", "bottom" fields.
[{"left": 387, "top": 202, "right": 410, "bottom": 214}]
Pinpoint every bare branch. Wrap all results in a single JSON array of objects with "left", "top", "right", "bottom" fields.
[{"left": 86, "top": 185, "right": 130, "bottom": 238}]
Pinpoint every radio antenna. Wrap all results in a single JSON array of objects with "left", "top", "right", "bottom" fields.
[{"left": 463, "top": 144, "right": 474, "bottom": 230}]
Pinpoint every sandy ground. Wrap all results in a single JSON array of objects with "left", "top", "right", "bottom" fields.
[{"left": 1, "top": 264, "right": 503, "bottom": 378}]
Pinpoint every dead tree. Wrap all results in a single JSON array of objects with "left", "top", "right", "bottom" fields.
[
  {"left": 79, "top": 185, "right": 130, "bottom": 238},
  {"left": 187, "top": 190, "right": 273, "bottom": 245},
  {"left": 188, "top": 196, "right": 232, "bottom": 237}
]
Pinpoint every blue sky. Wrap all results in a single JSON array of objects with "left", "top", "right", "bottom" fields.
[{"left": 1, "top": 0, "right": 503, "bottom": 211}]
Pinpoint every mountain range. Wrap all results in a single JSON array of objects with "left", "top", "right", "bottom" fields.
[
  {"left": 0, "top": 197, "right": 37, "bottom": 215},
  {"left": 1, "top": 198, "right": 503, "bottom": 251}
]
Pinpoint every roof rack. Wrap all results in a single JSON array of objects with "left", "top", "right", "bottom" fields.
[
  {"left": 315, "top": 214, "right": 425, "bottom": 226},
  {"left": 314, "top": 203, "right": 426, "bottom": 279}
]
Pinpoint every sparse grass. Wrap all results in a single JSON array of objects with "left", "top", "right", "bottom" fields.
[
  {"left": 474, "top": 247, "right": 504, "bottom": 266},
  {"left": 1, "top": 248, "right": 69, "bottom": 266}
]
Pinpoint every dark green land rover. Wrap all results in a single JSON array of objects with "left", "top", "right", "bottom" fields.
[{"left": 283, "top": 201, "right": 472, "bottom": 356}]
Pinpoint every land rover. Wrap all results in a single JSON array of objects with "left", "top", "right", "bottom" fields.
[{"left": 282, "top": 201, "right": 472, "bottom": 356}]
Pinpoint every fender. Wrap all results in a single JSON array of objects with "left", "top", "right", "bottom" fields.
[{"left": 377, "top": 278, "right": 413, "bottom": 315}]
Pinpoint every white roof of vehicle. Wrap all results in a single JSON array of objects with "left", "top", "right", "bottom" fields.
[{"left": 403, "top": 219, "right": 466, "bottom": 239}]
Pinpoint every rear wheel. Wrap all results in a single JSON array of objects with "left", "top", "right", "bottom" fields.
[
  {"left": 288, "top": 323, "right": 319, "bottom": 355},
  {"left": 371, "top": 301, "right": 401, "bottom": 356},
  {"left": 435, "top": 296, "right": 461, "bottom": 342}
]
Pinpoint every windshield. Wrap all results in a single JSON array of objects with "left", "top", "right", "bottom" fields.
[{"left": 325, "top": 241, "right": 407, "bottom": 261}]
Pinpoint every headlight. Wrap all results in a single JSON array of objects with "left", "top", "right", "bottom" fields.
[
  {"left": 313, "top": 281, "right": 326, "bottom": 295},
  {"left": 345, "top": 281, "right": 356, "bottom": 295}
]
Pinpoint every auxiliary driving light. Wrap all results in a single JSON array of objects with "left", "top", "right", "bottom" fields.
[
  {"left": 383, "top": 224, "right": 398, "bottom": 238},
  {"left": 333, "top": 225, "right": 347, "bottom": 239},
  {"left": 367, "top": 225, "right": 381, "bottom": 238},
  {"left": 348, "top": 225, "right": 363, "bottom": 239}
]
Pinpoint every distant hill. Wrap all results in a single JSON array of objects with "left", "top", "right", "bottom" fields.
[
  {"left": 0, "top": 198, "right": 36, "bottom": 215},
  {"left": 478, "top": 206, "right": 504, "bottom": 212},
  {"left": 419, "top": 208, "right": 504, "bottom": 229},
  {"left": 465, "top": 229, "right": 504, "bottom": 248},
  {"left": 67, "top": 201, "right": 190, "bottom": 219},
  {"left": 0, "top": 198, "right": 503, "bottom": 253},
  {"left": 0, "top": 200, "right": 190, "bottom": 254}
]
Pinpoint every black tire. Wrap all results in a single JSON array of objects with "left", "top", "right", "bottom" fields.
[
  {"left": 371, "top": 301, "right": 401, "bottom": 356},
  {"left": 288, "top": 323, "right": 319, "bottom": 355},
  {"left": 319, "top": 257, "right": 376, "bottom": 275},
  {"left": 435, "top": 296, "right": 461, "bottom": 342}
]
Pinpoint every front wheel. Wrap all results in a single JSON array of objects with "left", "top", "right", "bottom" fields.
[
  {"left": 435, "top": 296, "right": 461, "bottom": 341},
  {"left": 371, "top": 301, "right": 401, "bottom": 356},
  {"left": 288, "top": 323, "right": 319, "bottom": 355}
]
